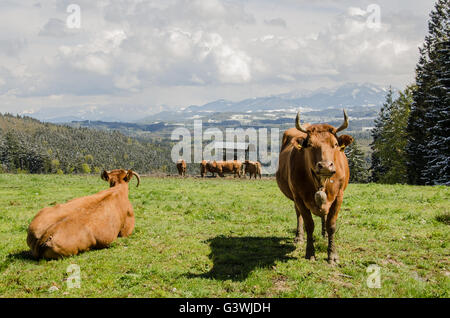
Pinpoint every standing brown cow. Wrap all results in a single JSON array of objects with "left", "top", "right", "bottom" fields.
[
  {"left": 276, "top": 110, "right": 353, "bottom": 264},
  {"left": 27, "top": 169, "right": 140, "bottom": 259},
  {"left": 201, "top": 160, "right": 218, "bottom": 177},
  {"left": 244, "top": 160, "right": 262, "bottom": 179},
  {"left": 176, "top": 159, "right": 186, "bottom": 177},
  {"left": 215, "top": 160, "right": 243, "bottom": 178}
]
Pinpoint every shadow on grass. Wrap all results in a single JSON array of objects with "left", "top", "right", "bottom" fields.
[
  {"left": 0, "top": 250, "right": 36, "bottom": 272},
  {"left": 187, "top": 236, "right": 296, "bottom": 281},
  {"left": 7, "top": 250, "right": 35, "bottom": 261},
  {"left": 435, "top": 213, "right": 450, "bottom": 225}
]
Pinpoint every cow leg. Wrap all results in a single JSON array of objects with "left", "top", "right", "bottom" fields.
[
  {"left": 295, "top": 200, "right": 315, "bottom": 260},
  {"left": 294, "top": 205, "right": 304, "bottom": 243},
  {"left": 326, "top": 194, "right": 343, "bottom": 265},
  {"left": 321, "top": 215, "right": 327, "bottom": 238}
]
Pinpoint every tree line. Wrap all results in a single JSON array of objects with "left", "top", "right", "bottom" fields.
[
  {"left": 348, "top": 0, "right": 449, "bottom": 185},
  {"left": 0, "top": 114, "right": 176, "bottom": 175}
]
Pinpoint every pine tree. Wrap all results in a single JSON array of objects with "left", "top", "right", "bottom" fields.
[
  {"left": 406, "top": 0, "right": 450, "bottom": 185},
  {"left": 378, "top": 86, "right": 414, "bottom": 184},
  {"left": 370, "top": 86, "right": 395, "bottom": 182},
  {"left": 423, "top": 40, "right": 450, "bottom": 184},
  {"left": 345, "top": 140, "right": 369, "bottom": 183}
]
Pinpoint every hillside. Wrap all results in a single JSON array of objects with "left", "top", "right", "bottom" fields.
[{"left": 0, "top": 114, "right": 173, "bottom": 175}]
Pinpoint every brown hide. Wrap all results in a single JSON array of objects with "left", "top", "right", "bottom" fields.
[
  {"left": 27, "top": 169, "right": 140, "bottom": 259},
  {"left": 215, "top": 160, "right": 242, "bottom": 178},
  {"left": 276, "top": 126, "right": 352, "bottom": 215},
  {"left": 176, "top": 159, "right": 186, "bottom": 176},
  {"left": 244, "top": 160, "right": 262, "bottom": 179},
  {"left": 276, "top": 111, "right": 353, "bottom": 264},
  {"left": 200, "top": 160, "right": 219, "bottom": 177}
]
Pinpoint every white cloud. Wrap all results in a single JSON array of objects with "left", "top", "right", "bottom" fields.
[
  {"left": 347, "top": 7, "right": 367, "bottom": 17},
  {"left": 0, "top": 0, "right": 436, "bottom": 115}
]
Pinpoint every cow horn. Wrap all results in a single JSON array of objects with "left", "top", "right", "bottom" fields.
[
  {"left": 295, "top": 111, "right": 309, "bottom": 134},
  {"left": 132, "top": 171, "right": 141, "bottom": 187},
  {"left": 336, "top": 109, "right": 349, "bottom": 133}
]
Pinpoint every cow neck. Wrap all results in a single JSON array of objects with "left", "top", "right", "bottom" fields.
[{"left": 311, "top": 169, "right": 331, "bottom": 193}]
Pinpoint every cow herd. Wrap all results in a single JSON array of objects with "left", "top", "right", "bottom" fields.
[
  {"left": 26, "top": 110, "right": 353, "bottom": 265},
  {"left": 198, "top": 159, "right": 261, "bottom": 179},
  {"left": 176, "top": 158, "right": 262, "bottom": 179}
]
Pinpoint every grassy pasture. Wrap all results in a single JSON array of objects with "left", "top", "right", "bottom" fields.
[{"left": 0, "top": 174, "right": 448, "bottom": 298}]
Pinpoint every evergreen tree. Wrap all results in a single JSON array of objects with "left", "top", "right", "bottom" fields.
[
  {"left": 406, "top": 0, "right": 450, "bottom": 185},
  {"left": 378, "top": 87, "right": 414, "bottom": 184},
  {"left": 370, "top": 87, "right": 414, "bottom": 184},
  {"left": 345, "top": 140, "right": 369, "bottom": 183},
  {"left": 370, "top": 86, "right": 395, "bottom": 182}
]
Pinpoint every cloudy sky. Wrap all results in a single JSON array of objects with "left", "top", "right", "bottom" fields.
[{"left": 0, "top": 0, "right": 436, "bottom": 117}]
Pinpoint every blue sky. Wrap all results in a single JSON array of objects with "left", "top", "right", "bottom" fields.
[{"left": 0, "top": 0, "right": 437, "bottom": 116}]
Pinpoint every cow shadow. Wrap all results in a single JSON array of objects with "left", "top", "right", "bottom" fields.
[
  {"left": 187, "top": 236, "right": 296, "bottom": 281},
  {"left": 6, "top": 250, "right": 35, "bottom": 261},
  {"left": 0, "top": 250, "right": 36, "bottom": 272}
]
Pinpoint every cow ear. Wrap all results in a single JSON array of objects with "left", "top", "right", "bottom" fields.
[
  {"left": 101, "top": 170, "right": 109, "bottom": 181},
  {"left": 123, "top": 170, "right": 133, "bottom": 182},
  {"left": 338, "top": 135, "right": 354, "bottom": 151},
  {"left": 291, "top": 137, "right": 306, "bottom": 151}
]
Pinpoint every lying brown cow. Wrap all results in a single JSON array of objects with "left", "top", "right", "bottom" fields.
[
  {"left": 215, "top": 160, "right": 243, "bottom": 178},
  {"left": 244, "top": 160, "right": 262, "bottom": 179},
  {"left": 276, "top": 110, "right": 353, "bottom": 264},
  {"left": 176, "top": 159, "right": 186, "bottom": 177},
  {"left": 27, "top": 169, "right": 140, "bottom": 259}
]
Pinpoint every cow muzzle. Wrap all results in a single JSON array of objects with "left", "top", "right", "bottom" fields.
[{"left": 315, "top": 161, "right": 336, "bottom": 176}]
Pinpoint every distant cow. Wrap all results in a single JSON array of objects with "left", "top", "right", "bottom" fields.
[
  {"left": 176, "top": 159, "right": 186, "bottom": 177},
  {"left": 215, "top": 160, "right": 243, "bottom": 178},
  {"left": 201, "top": 160, "right": 218, "bottom": 177},
  {"left": 244, "top": 160, "right": 262, "bottom": 179},
  {"left": 276, "top": 110, "right": 353, "bottom": 264},
  {"left": 27, "top": 169, "right": 141, "bottom": 259}
]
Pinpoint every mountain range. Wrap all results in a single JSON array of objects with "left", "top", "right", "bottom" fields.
[
  {"left": 185, "top": 82, "right": 387, "bottom": 113},
  {"left": 21, "top": 82, "right": 390, "bottom": 123}
]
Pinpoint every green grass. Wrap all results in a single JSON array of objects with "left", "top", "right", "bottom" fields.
[{"left": 0, "top": 174, "right": 448, "bottom": 298}]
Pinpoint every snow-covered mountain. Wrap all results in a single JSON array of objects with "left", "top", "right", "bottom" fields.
[
  {"left": 22, "top": 83, "right": 389, "bottom": 123},
  {"left": 185, "top": 83, "right": 387, "bottom": 113},
  {"left": 142, "top": 82, "right": 390, "bottom": 123}
]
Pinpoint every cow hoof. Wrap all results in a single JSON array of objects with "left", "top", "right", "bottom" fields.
[
  {"left": 327, "top": 254, "right": 340, "bottom": 265},
  {"left": 305, "top": 250, "right": 316, "bottom": 261},
  {"left": 294, "top": 236, "right": 304, "bottom": 244}
]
